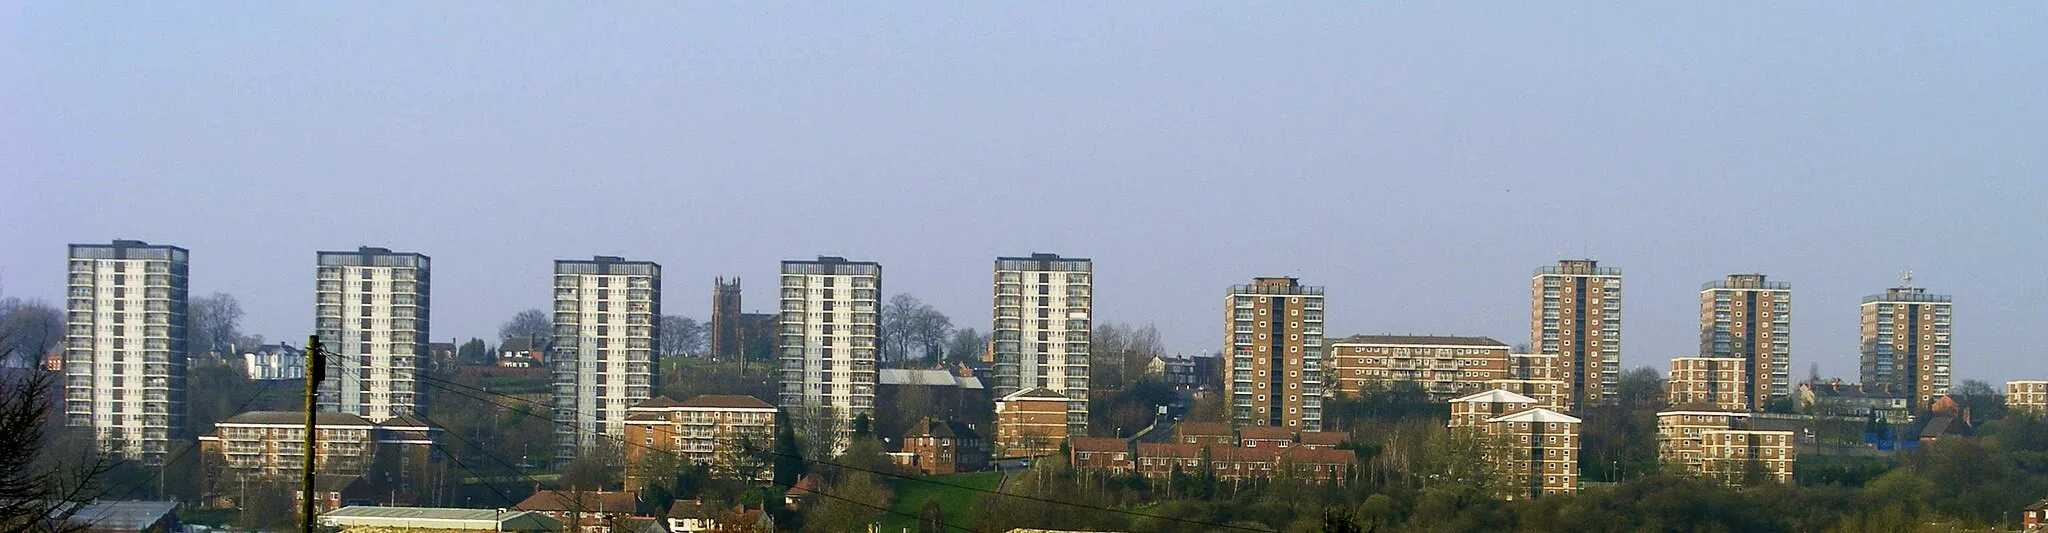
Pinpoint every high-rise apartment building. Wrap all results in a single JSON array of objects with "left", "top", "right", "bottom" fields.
[
  {"left": 1225, "top": 277, "right": 1325, "bottom": 431},
  {"left": 1858, "top": 283, "right": 1952, "bottom": 411},
  {"left": 1699, "top": 274, "right": 1791, "bottom": 410},
  {"left": 1531, "top": 259, "right": 1621, "bottom": 411},
  {"left": 778, "top": 257, "right": 881, "bottom": 437},
  {"left": 65, "top": 240, "right": 189, "bottom": 465},
  {"left": 991, "top": 253, "right": 1092, "bottom": 435},
  {"left": 315, "top": 247, "right": 430, "bottom": 422},
  {"left": 551, "top": 256, "right": 660, "bottom": 462},
  {"left": 1667, "top": 357, "right": 1748, "bottom": 411}
]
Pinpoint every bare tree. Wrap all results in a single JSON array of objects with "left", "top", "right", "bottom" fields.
[
  {"left": 880, "top": 294, "right": 954, "bottom": 364},
  {"left": 0, "top": 298, "right": 62, "bottom": 367},
  {"left": 186, "top": 292, "right": 245, "bottom": 357},
  {"left": 880, "top": 295, "right": 920, "bottom": 362},
  {"left": 498, "top": 309, "right": 550, "bottom": 341},
  {"left": 1089, "top": 322, "right": 1163, "bottom": 391},
  {"left": 659, "top": 315, "right": 706, "bottom": 358},
  {"left": 0, "top": 324, "right": 118, "bottom": 533}
]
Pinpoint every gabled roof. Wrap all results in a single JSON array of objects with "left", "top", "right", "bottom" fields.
[
  {"left": 908, "top": 418, "right": 981, "bottom": 440},
  {"left": 1175, "top": 422, "right": 1233, "bottom": 437},
  {"left": 219, "top": 411, "right": 377, "bottom": 427},
  {"left": 1487, "top": 408, "right": 1582, "bottom": 424},
  {"left": 514, "top": 490, "right": 642, "bottom": 514},
  {"left": 1450, "top": 389, "right": 1538, "bottom": 404},
  {"left": 1279, "top": 447, "right": 1359, "bottom": 465},
  {"left": 379, "top": 414, "right": 433, "bottom": 431},
  {"left": 999, "top": 388, "right": 1069, "bottom": 401},
  {"left": 1921, "top": 416, "right": 1970, "bottom": 439},
  {"left": 1135, "top": 443, "right": 1203, "bottom": 458},
  {"left": 1237, "top": 426, "right": 1294, "bottom": 441},
  {"left": 1069, "top": 437, "right": 1129, "bottom": 453},
  {"left": 667, "top": 499, "right": 727, "bottom": 520},
  {"left": 633, "top": 396, "right": 684, "bottom": 409},
  {"left": 68, "top": 501, "right": 176, "bottom": 531},
  {"left": 1298, "top": 431, "right": 1347, "bottom": 446},
  {"left": 879, "top": 369, "right": 983, "bottom": 389},
  {"left": 1328, "top": 335, "right": 1508, "bottom": 347},
  {"left": 675, "top": 395, "right": 775, "bottom": 410},
  {"left": 500, "top": 336, "right": 548, "bottom": 353},
  {"left": 321, "top": 506, "right": 562, "bottom": 532}
]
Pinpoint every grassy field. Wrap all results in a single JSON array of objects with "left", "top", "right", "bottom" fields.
[{"left": 877, "top": 471, "right": 1005, "bottom": 532}]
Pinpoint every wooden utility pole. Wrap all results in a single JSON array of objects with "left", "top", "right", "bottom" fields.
[{"left": 302, "top": 335, "right": 325, "bottom": 533}]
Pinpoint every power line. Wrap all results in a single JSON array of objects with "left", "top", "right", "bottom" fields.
[
  {"left": 107, "top": 371, "right": 287, "bottom": 501},
  {"left": 414, "top": 372, "right": 1273, "bottom": 533}
]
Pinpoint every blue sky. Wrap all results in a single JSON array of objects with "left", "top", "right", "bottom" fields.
[{"left": 3, "top": 3, "right": 2043, "bottom": 383}]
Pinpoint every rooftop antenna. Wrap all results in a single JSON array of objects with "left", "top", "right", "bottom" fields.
[{"left": 1900, "top": 269, "right": 1914, "bottom": 288}]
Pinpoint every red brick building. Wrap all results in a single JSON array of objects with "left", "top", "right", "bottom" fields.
[
  {"left": 1069, "top": 437, "right": 1134, "bottom": 475},
  {"left": 899, "top": 418, "right": 988, "bottom": 475}
]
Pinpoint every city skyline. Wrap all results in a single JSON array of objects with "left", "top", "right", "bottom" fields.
[{"left": 5, "top": 3, "right": 2045, "bottom": 386}]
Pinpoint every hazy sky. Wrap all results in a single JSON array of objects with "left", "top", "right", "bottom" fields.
[{"left": 4, "top": 4, "right": 2043, "bottom": 384}]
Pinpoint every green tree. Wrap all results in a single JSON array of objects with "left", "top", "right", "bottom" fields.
[
  {"left": 918, "top": 498, "right": 946, "bottom": 533},
  {"left": 456, "top": 338, "right": 489, "bottom": 365},
  {"left": 771, "top": 409, "right": 808, "bottom": 488}
]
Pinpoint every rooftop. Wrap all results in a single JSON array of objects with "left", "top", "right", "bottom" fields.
[
  {"left": 515, "top": 490, "right": 642, "bottom": 514},
  {"left": 908, "top": 418, "right": 982, "bottom": 440},
  {"left": 1487, "top": 408, "right": 1582, "bottom": 424},
  {"left": 321, "top": 506, "right": 562, "bottom": 532},
  {"left": 218, "top": 411, "right": 377, "bottom": 428},
  {"left": 1449, "top": 389, "right": 1538, "bottom": 404},
  {"left": 1175, "top": 422, "right": 1233, "bottom": 437},
  {"left": 1237, "top": 426, "right": 1294, "bottom": 440},
  {"left": 1534, "top": 259, "right": 1619, "bottom": 277},
  {"left": 878, "top": 369, "right": 984, "bottom": 389},
  {"left": 675, "top": 395, "right": 776, "bottom": 410},
  {"left": 1329, "top": 335, "right": 1507, "bottom": 347},
  {"left": 998, "top": 388, "right": 1069, "bottom": 401},
  {"left": 1069, "top": 437, "right": 1129, "bottom": 452},
  {"left": 68, "top": 501, "right": 176, "bottom": 531}
]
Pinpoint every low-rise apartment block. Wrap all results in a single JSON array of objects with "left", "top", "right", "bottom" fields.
[
  {"left": 1667, "top": 357, "right": 1749, "bottom": 411},
  {"left": 1488, "top": 352, "right": 1571, "bottom": 410},
  {"left": 993, "top": 388, "right": 1070, "bottom": 458},
  {"left": 1328, "top": 335, "right": 1511, "bottom": 401},
  {"left": 1699, "top": 429, "right": 1795, "bottom": 485},
  {"left": 198, "top": 411, "right": 445, "bottom": 506},
  {"left": 1449, "top": 389, "right": 1540, "bottom": 429},
  {"left": 621, "top": 395, "right": 777, "bottom": 485},
  {"left": 2009, "top": 381, "right": 2048, "bottom": 416},
  {"left": 1484, "top": 408, "right": 1582, "bottom": 498},
  {"left": 1448, "top": 388, "right": 1578, "bottom": 499},
  {"left": 1126, "top": 443, "right": 1355, "bottom": 484},
  {"left": 1656, "top": 410, "right": 1793, "bottom": 485}
]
